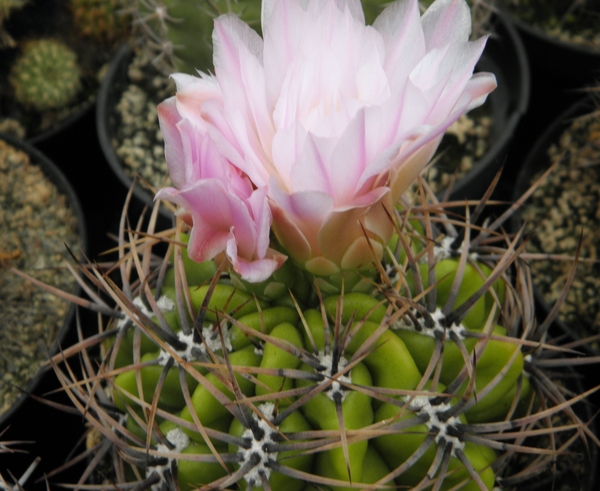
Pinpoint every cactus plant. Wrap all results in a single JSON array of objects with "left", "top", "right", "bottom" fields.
[
  {"left": 69, "top": 0, "right": 129, "bottom": 44},
  {"left": 9, "top": 39, "right": 82, "bottom": 112},
  {"left": 22, "top": 1, "right": 599, "bottom": 489},
  {"left": 127, "top": 0, "right": 263, "bottom": 74},
  {"left": 37, "top": 176, "right": 599, "bottom": 491},
  {"left": 0, "top": 0, "right": 26, "bottom": 47}
]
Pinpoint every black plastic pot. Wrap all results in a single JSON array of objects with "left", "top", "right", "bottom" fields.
[
  {"left": 445, "top": 12, "right": 530, "bottom": 202},
  {"left": 498, "top": 7, "right": 600, "bottom": 86},
  {"left": 512, "top": 96, "right": 599, "bottom": 355},
  {"left": 96, "top": 42, "right": 173, "bottom": 224},
  {"left": 0, "top": 132, "right": 88, "bottom": 430}
]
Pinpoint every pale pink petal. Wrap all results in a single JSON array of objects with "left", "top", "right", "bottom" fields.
[
  {"left": 290, "top": 133, "right": 336, "bottom": 195},
  {"left": 155, "top": 180, "right": 262, "bottom": 265},
  {"left": 228, "top": 244, "right": 286, "bottom": 283},
  {"left": 171, "top": 73, "right": 221, "bottom": 131},
  {"left": 270, "top": 121, "right": 308, "bottom": 192},
  {"left": 328, "top": 108, "right": 371, "bottom": 205},
  {"left": 157, "top": 98, "right": 186, "bottom": 189},
  {"left": 246, "top": 187, "right": 273, "bottom": 259},
  {"left": 155, "top": 186, "right": 232, "bottom": 262},
  {"left": 463, "top": 71, "right": 498, "bottom": 111},
  {"left": 421, "top": 0, "right": 471, "bottom": 50},
  {"left": 421, "top": 37, "right": 490, "bottom": 120},
  {"left": 263, "top": 0, "right": 311, "bottom": 111},
  {"left": 373, "top": 0, "right": 425, "bottom": 89}
]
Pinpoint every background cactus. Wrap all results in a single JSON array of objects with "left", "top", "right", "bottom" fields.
[
  {"left": 0, "top": 0, "right": 26, "bottom": 47},
  {"left": 69, "top": 0, "right": 129, "bottom": 44},
  {"left": 126, "top": 0, "right": 262, "bottom": 75},
  {"left": 39, "top": 179, "right": 599, "bottom": 491},
  {"left": 8, "top": 38, "right": 82, "bottom": 112}
]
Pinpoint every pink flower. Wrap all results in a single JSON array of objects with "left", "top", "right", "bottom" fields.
[
  {"left": 155, "top": 75, "right": 285, "bottom": 282},
  {"left": 157, "top": 0, "right": 496, "bottom": 279}
]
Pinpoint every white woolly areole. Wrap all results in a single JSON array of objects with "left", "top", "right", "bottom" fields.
[
  {"left": 149, "top": 428, "right": 190, "bottom": 490},
  {"left": 157, "top": 322, "right": 233, "bottom": 366},
  {"left": 199, "top": 322, "right": 233, "bottom": 354},
  {"left": 408, "top": 395, "right": 465, "bottom": 453},
  {"left": 429, "top": 236, "right": 479, "bottom": 263},
  {"left": 391, "top": 308, "right": 466, "bottom": 340},
  {"left": 239, "top": 403, "right": 279, "bottom": 487},
  {"left": 117, "top": 295, "right": 175, "bottom": 330},
  {"left": 316, "top": 351, "right": 351, "bottom": 402},
  {"left": 430, "top": 236, "right": 458, "bottom": 261}
]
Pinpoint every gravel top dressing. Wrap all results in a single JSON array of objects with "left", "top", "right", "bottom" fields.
[
  {"left": 521, "top": 112, "right": 600, "bottom": 345},
  {"left": 0, "top": 139, "right": 80, "bottom": 416}
]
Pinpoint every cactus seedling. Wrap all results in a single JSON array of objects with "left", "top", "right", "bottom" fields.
[
  {"left": 9, "top": 39, "right": 82, "bottom": 112},
  {"left": 37, "top": 177, "right": 599, "bottom": 491}
]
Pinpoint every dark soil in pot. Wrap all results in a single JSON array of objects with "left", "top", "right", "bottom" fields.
[
  {"left": 497, "top": 0, "right": 600, "bottom": 85},
  {"left": 0, "top": 0, "right": 128, "bottom": 143},
  {"left": 0, "top": 132, "right": 87, "bottom": 426},
  {"left": 513, "top": 96, "right": 600, "bottom": 354}
]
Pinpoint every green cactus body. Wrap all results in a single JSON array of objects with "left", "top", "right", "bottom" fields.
[
  {"left": 97, "top": 212, "right": 552, "bottom": 491},
  {"left": 45, "top": 166, "right": 597, "bottom": 491},
  {"left": 134, "top": 0, "right": 262, "bottom": 74},
  {"left": 9, "top": 39, "right": 82, "bottom": 111}
]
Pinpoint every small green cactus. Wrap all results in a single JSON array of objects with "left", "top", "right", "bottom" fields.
[
  {"left": 9, "top": 39, "right": 82, "bottom": 112},
  {"left": 69, "top": 0, "right": 129, "bottom": 43}
]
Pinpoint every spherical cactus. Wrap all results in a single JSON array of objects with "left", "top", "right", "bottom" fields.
[
  {"left": 42, "top": 185, "right": 598, "bottom": 491},
  {"left": 9, "top": 39, "right": 82, "bottom": 111},
  {"left": 69, "top": 0, "right": 129, "bottom": 43}
]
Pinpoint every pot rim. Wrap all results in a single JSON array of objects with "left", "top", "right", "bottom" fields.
[{"left": 0, "top": 131, "right": 89, "bottom": 429}]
